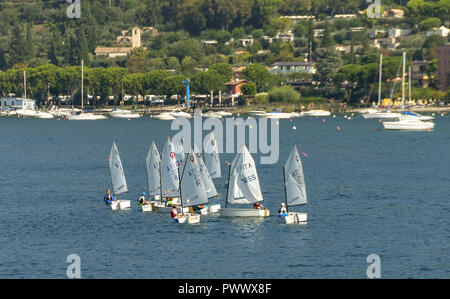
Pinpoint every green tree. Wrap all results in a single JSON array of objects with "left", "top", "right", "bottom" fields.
[
  {"left": 268, "top": 85, "right": 300, "bottom": 102},
  {"left": 243, "top": 63, "right": 271, "bottom": 92}
]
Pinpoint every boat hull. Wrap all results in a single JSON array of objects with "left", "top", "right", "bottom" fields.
[
  {"left": 382, "top": 120, "right": 435, "bottom": 130},
  {"left": 220, "top": 208, "right": 270, "bottom": 217},
  {"left": 362, "top": 112, "right": 401, "bottom": 119},
  {"left": 174, "top": 214, "right": 200, "bottom": 224},
  {"left": 189, "top": 204, "right": 221, "bottom": 215},
  {"left": 283, "top": 212, "right": 307, "bottom": 224},
  {"left": 111, "top": 200, "right": 131, "bottom": 210},
  {"left": 110, "top": 113, "right": 141, "bottom": 119}
]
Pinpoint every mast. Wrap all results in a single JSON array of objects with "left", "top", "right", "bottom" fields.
[
  {"left": 224, "top": 162, "right": 232, "bottom": 208},
  {"left": 81, "top": 59, "right": 84, "bottom": 111},
  {"left": 23, "top": 70, "right": 27, "bottom": 100},
  {"left": 409, "top": 65, "right": 412, "bottom": 105},
  {"left": 378, "top": 54, "right": 382, "bottom": 106},
  {"left": 283, "top": 165, "right": 288, "bottom": 213},
  {"left": 401, "top": 52, "right": 405, "bottom": 109}
]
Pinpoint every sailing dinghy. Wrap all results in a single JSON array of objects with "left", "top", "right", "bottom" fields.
[
  {"left": 189, "top": 145, "right": 221, "bottom": 215},
  {"left": 220, "top": 145, "right": 270, "bottom": 217},
  {"left": 151, "top": 137, "right": 185, "bottom": 213},
  {"left": 108, "top": 142, "right": 131, "bottom": 210},
  {"left": 174, "top": 151, "right": 209, "bottom": 224},
  {"left": 204, "top": 132, "right": 221, "bottom": 179},
  {"left": 142, "top": 142, "right": 161, "bottom": 212},
  {"left": 281, "top": 145, "right": 308, "bottom": 223}
]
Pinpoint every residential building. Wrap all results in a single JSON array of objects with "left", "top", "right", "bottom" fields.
[
  {"left": 387, "top": 28, "right": 411, "bottom": 38},
  {"left": 426, "top": 26, "right": 449, "bottom": 38},
  {"left": 437, "top": 44, "right": 450, "bottom": 91},
  {"left": 275, "top": 31, "right": 295, "bottom": 43},
  {"left": 225, "top": 79, "right": 248, "bottom": 96},
  {"left": 1, "top": 97, "right": 36, "bottom": 111},
  {"left": 270, "top": 61, "right": 316, "bottom": 74},
  {"left": 95, "top": 27, "right": 142, "bottom": 58},
  {"left": 411, "top": 61, "right": 430, "bottom": 88},
  {"left": 238, "top": 37, "right": 254, "bottom": 48}
]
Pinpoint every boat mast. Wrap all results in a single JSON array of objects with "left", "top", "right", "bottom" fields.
[
  {"left": 409, "top": 65, "right": 412, "bottom": 105},
  {"left": 378, "top": 54, "right": 382, "bottom": 107},
  {"left": 81, "top": 59, "right": 84, "bottom": 111},
  {"left": 401, "top": 52, "right": 406, "bottom": 109},
  {"left": 23, "top": 70, "right": 27, "bottom": 100},
  {"left": 283, "top": 165, "right": 289, "bottom": 213},
  {"left": 224, "top": 162, "right": 232, "bottom": 209}
]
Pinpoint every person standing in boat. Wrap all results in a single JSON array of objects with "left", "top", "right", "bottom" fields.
[
  {"left": 104, "top": 189, "right": 114, "bottom": 205},
  {"left": 279, "top": 203, "right": 288, "bottom": 217}
]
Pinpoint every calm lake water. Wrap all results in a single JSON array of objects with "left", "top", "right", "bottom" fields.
[{"left": 0, "top": 114, "right": 449, "bottom": 278}]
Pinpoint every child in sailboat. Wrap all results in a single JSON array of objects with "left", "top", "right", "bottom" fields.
[
  {"left": 170, "top": 204, "right": 178, "bottom": 218},
  {"left": 137, "top": 192, "right": 151, "bottom": 206},
  {"left": 104, "top": 189, "right": 114, "bottom": 205},
  {"left": 253, "top": 203, "right": 264, "bottom": 210},
  {"left": 279, "top": 203, "right": 288, "bottom": 217}
]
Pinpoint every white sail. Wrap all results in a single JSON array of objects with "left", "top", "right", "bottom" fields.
[
  {"left": 146, "top": 142, "right": 161, "bottom": 196},
  {"left": 284, "top": 145, "right": 307, "bottom": 206},
  {"left": 204, "top": 132, "right": 221, "bottom": 179},
  {"left": 108, "top": 142, "right": 128, "bottom": 195},
  {"left": 227, "top": 145, "right": 263, "bottom": 204},
  {"left": 193, "top": 145, "right": 218, "bottom": 199},
  {"left": 173, "top": 137, "right": 185, "bottom": 168},
  {"left": 161, "top": 137, "right": 180, "bottom": 197},
  {"left": 180, "top": 152, "right": 208, "bottom": 207}
]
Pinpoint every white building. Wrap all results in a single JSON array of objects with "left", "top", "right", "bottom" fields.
[
  {"left": 426, "top": 26, "right": 449, "bottom": 38},
  {"left": 387, "top": 28, "right": 411, "bottom": 38},
  {"left": 1, "top": 97, "right": 36, "bottom": 111}
]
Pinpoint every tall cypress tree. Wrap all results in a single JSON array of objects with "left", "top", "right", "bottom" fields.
[
  {"left": 25, "top": 25, "right": 34, "bottom": 61},
  {"left": 9, "top": 24, "right": 26, "bottom": 66},
  {"left": 48, "top": 38, "right": 59, "bottom": 66}
]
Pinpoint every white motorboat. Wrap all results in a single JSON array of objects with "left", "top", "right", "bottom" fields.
[
  {"left": 202, "top": 111, "right": 223, "bottom": 118},
  {"left": 16, "top": 109, "right": 54, "bottom": 119},
  {"left": 220, "top": 145, "right": 270, "bottom": 217},
  {"left": 247, "top": 110, "right": 267, "bottom": 117},
  {"left": 300, "top": 109, "right": 331, "bottom": 117},
  {"left": 169, "top": 111, "right": 192, "bottom": 118},
  {"left": 362, "top": 111, "right": 402, "bottom": 119},
  {"left": 258, "top": 109, "right": 292, "bottom": 119},
  {"left": 382, "top": 118, "right": 435, "bottom": 130},
  {"left": 152, "top": 112, "right": 176, "bottom": 120},
  {"left": 33, "top": 111, "right": 54, "bottom": 119},
  {"left": 108, "top": 141, "right": 131, "bottom": 210},
  {"left": 279, "top": 145, "right": 308, "bottom": 224},
  {"left": 67, "top": 112, "right": 107, "bottom": 120},
  {"left": 109, "top": 109, "right": 141, "bottom": 119},
  {"left": 399, "top": 111, "right": 434, "bottom": 121},
  {"left": 214, "top": 111, "right": 233, "bottom": 116}
]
